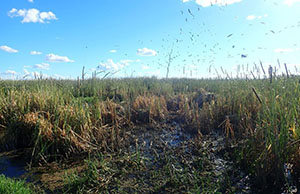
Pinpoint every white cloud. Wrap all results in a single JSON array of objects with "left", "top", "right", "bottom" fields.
[
  {"left": 274, "top": 48, "right": 294, "bottom": 53},
  {"left": 121, "top": 59, "right": 134, "bottom": 64},
  {"left": 28, "top": 0, "right": 34, "bottom": 3},
  {"left": 4, "top": 70, "right": 17, "bottom": 75},
  {"left": 246, "top": 15, "right": 256, "bottom": 20},
  {"left": 40, "top": 12, "right": 56, "bottom": 21},
  {"left": 183, "top": 0, "right": 191, "bottom": 2},
  {"left": 284, "top": 0, "right": 300, "bottom": 6},
  {"left": 23, "top": 69, "right": 52, "bottom": 79},
  {"left": 97, "top": 59, "right": 132, "bottom": 71},
  {"left": 0, "top": 45, "right": 18, "bottom": 53},
  {"left": 192, "top": 0, "right": 242, "bottom": 7},
  {"left": 8, "top": 8, "right": 18, "bottom": 15},
  {"left": 30, "top": 51, "right": 42, "bottom": 55},
  {"left": 34, "top": 63, "right": 50, "bottom": 70},
  {"left": 246, "top": 14, "right": 268, "bottom": 20},
  {"left": 142, "top": 65, "right": 150, "bottom": 70},
  {"left": 109, "top": 50, "right": 117, "bottom": 53},
  {"left": 8, "top": 8, "right": 57, "bottom": 23},
  {"left": 137, "top": 48, "right": 157, "bottom": 56},
  {"left": 46, "top": 53, "right": 74, "bottom": 62}
]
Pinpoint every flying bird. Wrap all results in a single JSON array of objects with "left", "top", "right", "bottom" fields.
[
  {"left": 188, "top": 9, "right": 194, "bottom": 17},
  {"left": 227, "top": 34, "right": 233, "bottom": 38}
]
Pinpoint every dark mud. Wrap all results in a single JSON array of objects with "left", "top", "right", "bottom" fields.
[{"left": 128, "top": 121, "right": 253, "bottom": 193}]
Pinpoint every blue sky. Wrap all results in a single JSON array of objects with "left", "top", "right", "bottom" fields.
[{"left": 1, "top": 0, "right": 300, "bottom": 79}]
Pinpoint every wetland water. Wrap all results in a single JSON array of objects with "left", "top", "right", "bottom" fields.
[{"left": 0, "top": 152, "right": 27, "bottom": 178}]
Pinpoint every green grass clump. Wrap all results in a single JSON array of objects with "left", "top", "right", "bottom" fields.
[{"left": 0, "top": 175, "right": 35, "bottom": 194}]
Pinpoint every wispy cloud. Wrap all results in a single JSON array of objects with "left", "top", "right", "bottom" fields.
[
  {"left": 8, "top": 8, "right": 57, "bottom": 23},
  {"left": 4, "top": 70, "right": 17, "bottom": 76},
  {"left": 109, "top": 50, "right": 117, "bottom": 53},
  {"left": 30, "top": 51, "right": 42, "bottom": 55},
  {"left": 24, "top": 65, "right": 32, "bottom": 68},
  {"left": 46, "top": 54, "right": 74, "bottom": 62},
  {"left": 137, "top": 48, "right": 157, "bottom": 56},
  {"left": 28, "top": 0, "right": 34, "bottom": 3},
  {"left": 246, "top": 14, "right": 268, "bottom": 20},
  {"left": 183, "top": 0, "right": 242, "bottom": 7},
  {"left": 283, "top": 0, "right": 300, "bottom": 6},
  {"left": 34, "top": 63, "right": 50, "bottom": 70},
  {"left": 0, "top": 45, "right": 18, "bottom": 53},
  {"left": 98, "top": 59, "right": 132, "bottom": 71}
]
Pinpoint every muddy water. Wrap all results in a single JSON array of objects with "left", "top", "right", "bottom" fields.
[
  {"left": 0, "top": 151, "right": 83, "bottom": 193},
  {"left": 130, "top": 121, "right": 193, "bottom": 158}
]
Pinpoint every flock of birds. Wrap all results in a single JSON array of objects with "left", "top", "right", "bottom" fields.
[{"left": 129, "top": 0, "right": 300, "bottom": 79}]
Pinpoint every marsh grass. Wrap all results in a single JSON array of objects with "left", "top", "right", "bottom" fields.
[
  {"left": 1, "top": 77, "right": 300, "bottom": 192},
  {"left": 0, "top": 175, "right": 36, "bottom": 194}
]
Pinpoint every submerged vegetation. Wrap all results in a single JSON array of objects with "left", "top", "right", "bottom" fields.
[{"left": 0, "top": 76, "right": 300, "bottom": 193}]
